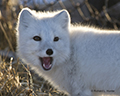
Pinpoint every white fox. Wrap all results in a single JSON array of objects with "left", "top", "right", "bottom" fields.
[{"left": 17, "top": 8, "right": 120, "bottom": 96}]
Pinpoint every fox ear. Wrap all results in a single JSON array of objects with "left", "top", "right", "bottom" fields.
[
  {"left": 54, "top": 10, "right": 70, "bottom": 28},
  {"left": 18, "top": 8, "right": 33, "bottom": 29}
]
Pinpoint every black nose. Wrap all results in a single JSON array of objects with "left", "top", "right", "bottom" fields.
[{"left": 46, "top": 49, "right": 53, "bottom": 55}]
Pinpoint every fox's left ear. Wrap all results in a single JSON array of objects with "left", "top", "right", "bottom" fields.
[
  {"left": 17, "top": 8, "right": 34, "bottom": 30},
  {"left": 54, "top": 10, "right": 70, "bottom": 28}
]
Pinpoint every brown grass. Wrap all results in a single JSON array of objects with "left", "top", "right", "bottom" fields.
[{"left": 0, "top": 56, "right": 65, "bottom": 96}]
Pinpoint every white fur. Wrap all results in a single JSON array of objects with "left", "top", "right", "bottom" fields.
[{"left": 17, "top": 8, "right": 120, "bottom": 96}]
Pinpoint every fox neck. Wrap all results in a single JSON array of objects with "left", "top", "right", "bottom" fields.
[{"left": 39, "top": 60, "right": 71, "bottom": 94}]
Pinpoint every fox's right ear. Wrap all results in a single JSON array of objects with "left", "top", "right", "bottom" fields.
[
  {"left": 18, "top": 8, "right": 33, "bottom": 29},
  {"left": 54, "top": 10, "right": 70, "bottom": 29}
]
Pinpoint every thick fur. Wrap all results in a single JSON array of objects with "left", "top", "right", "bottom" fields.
[{"left": 17, "top": 8, "right": 120, "bottom": 96}]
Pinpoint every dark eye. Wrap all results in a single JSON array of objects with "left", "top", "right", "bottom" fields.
[
  {"left": 54, "top": 37, "right": 59, "bottom": 41},
  {"left": 33, "top": 36, "right": 41, "bottom": 41}
]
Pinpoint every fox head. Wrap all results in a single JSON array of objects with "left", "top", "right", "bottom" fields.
[{"left": 17, "top": 8, "right": 70, "bottom": 71}]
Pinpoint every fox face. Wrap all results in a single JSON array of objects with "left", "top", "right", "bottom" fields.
[{"left": 17, "top": 8, "right": 70, "bottom": 71}]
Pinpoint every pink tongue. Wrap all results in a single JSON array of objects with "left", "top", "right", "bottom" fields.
[{"left": 43, "top": 57, "right": 51, "bottom": 69}]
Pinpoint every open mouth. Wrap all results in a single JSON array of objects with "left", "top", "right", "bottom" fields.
[{"left": 39, "top": 57, "right": 53, "bottom": 71}]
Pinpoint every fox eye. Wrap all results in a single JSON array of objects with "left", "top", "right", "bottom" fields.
[
  {"left": 33, "top": 36, "right": 41, "bottom": 41},
  {"left": 54, "top": 37, "right": 59, "bottom": 41}
]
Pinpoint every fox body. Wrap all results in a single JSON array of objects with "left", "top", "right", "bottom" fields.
[{"left": 17, "top": 8, "right": 120, "bottom": 96}]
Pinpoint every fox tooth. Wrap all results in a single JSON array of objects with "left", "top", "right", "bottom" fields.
[
  {"left": 49, "top": 64, "right": 52, "bottom": 67},
  {"left": 43, "top": 64, "right": 46, "bottom": 67}
]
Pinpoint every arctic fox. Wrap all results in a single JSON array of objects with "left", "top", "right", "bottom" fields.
[{"left": 17, "top": 8, "right": 120, "bottom": 96}]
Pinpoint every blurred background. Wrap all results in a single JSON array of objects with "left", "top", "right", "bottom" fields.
[
  {"left": 0, "top": 0, "right": 120, "bottom": 51},
  {"left": 0, "top": 0, "right": 120, "bottom": 96}
]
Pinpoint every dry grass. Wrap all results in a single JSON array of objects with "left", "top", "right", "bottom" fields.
[{"left": 0, "top": 56, "right": 65, "bottom": 96}]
